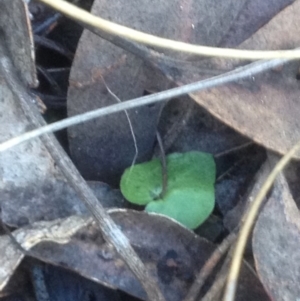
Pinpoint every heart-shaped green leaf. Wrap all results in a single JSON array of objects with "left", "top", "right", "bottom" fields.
[{"left": 120, "top": 152, "right": 215, "bottom": 229}]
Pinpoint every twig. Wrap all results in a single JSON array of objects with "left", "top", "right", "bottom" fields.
[
  {"left": 36, "top": 66, "right": 63, "bottom": 95},
  {"left": 31, "top": 90, "right": 66, "bottom": 109},
  {"left": 0, "top": 57, "right": 291, "bottom": 152},
  {"left": 37, "top": 0, "right": 300, "bottom": 60},
  {"left": 202, "top": 253, "right": 232, "bottom": 301},
  {"left": 34, "top": 35, "right": 73, "bottom": 60},
  {"left": 216, "top": 158, "right": 245, "bottom": 183},
  {"left": 214, "top": 142, "right": 253, "bottom": 158},
  {"left": 33, "top": 12, "right": 61, "bottom": 35},
  {"left": 156, "top": 131, "right": 168, "bottom": 199},
  {"left": 0, "top": 42, "right": 165, "bottom": 301},
  {"left": 183, "top": 231, "right": 237, "bottom": 301}
]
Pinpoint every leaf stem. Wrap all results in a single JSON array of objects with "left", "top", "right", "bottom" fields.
[{"left": 156, "top": 131, "right": 168, "bottom": 199}]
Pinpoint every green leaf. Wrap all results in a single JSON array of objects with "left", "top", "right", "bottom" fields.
[{"left": 120, "top": 151, "right": 216, "bottom": 229}]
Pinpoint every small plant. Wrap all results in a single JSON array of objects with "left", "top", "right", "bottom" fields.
[{"left": 120, "top": 151, "right": 216, "bottom": 229}]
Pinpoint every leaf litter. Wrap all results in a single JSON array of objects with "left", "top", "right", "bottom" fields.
[{"left": 1, "top": 0, "right": 300, "bottom": 301}]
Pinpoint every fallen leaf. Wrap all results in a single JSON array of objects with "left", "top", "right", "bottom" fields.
[
  {"left": 0, "top": 73, "right": 122, "bottom": 228},
  {"left": 253, "top": 156, "right": 300, "bottom": 301},
  {"left": 1, "top": 179, "right": 124, "bottom": 227},
  {"left": 0, "top": 215, "right": 90, "bottom": 291},
  {"left": 220, "top": 0, "right": 295, "bottom": 47},
  {"left": 32, "top": 209, "right": 269, "bottom": 301},
  {"left": 171, "top": 0, "right": 300, "bottom": 158}
]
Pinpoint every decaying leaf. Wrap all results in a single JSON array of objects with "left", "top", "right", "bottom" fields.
[
  {"left": 0, "top": 215, "right": 91, "bottom": 291},
  {"left": 31, "top": 209, "right": 269, "bottom": 301},
  {"left": 0, "top": 0, "right": 37, "bottom": 87},
  {"left": 253, "top": 160, "right": 300, "bottom": 301},
  {"left": 1, "top": 178, "right": 124, "bottom": 227},
  {"left": 0, "top": 75, "right": 123, "bottom": 227},
  {"left": 220, "top": 0, "right": 295, "bottom": 47},
  {"left": 172, "top": 0, "right": 300, "bottom": 158}
]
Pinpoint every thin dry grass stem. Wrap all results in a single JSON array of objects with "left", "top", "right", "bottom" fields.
[
  {"left": 100, "top": 75, "right": 138, "bottom": 169},
  {"left": 184, "top": 231, "right": 237, "bottom": 301},
  {"left": 223, "top": 141, "right": 300, "bottom": 301},
  {"left": 38, "top": 0, "right": 300, "bottom": 60}
]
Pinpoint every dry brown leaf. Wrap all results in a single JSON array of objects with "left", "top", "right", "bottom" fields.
[
  {"left": 253, "top": 156, "right": 300, "bottom": 301},
  {"left": 179, "top": 0, "right": 300, "bottom": 158},
  {"left": 1, "top": 177, "right": 124, "bottom": 227},
  {"left": 220, "top": 0, "right": 295, "bottom": 47},
  {"left": 0, "top": 76, "right": 122, "bottom": 227},
  {"left": 32, "top": 209, "right": 269, "bottom": 301},
  {"left": 0, "top": 215, "right": 91, "bottom": 292}
]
